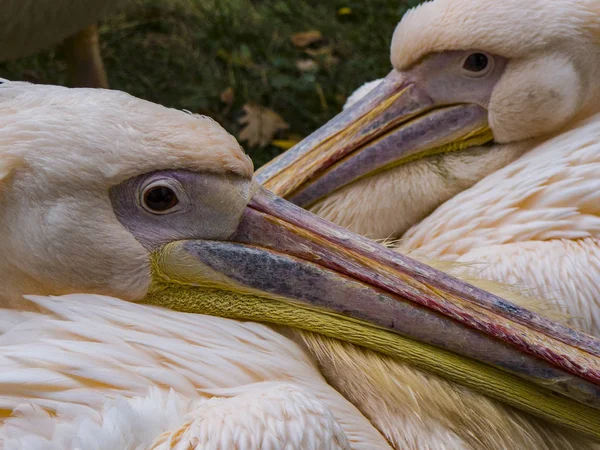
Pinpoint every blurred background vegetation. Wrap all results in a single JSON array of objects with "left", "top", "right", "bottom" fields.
[{"left": 0, "top": 0, "right": 421, "bottom": 167}]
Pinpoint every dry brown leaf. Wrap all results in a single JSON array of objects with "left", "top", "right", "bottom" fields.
[
  {"left": 220, "top": 87, "right": 234, "bottom": 114},
  {"left": 238, "top": 104, "right": 290, "bottom": 148},
  {"left": 220, "top": 87, "right": 234, "bottom": 105},
  {"left": 304, "top": 46, "right": 332, "bottom": 57},
  {"left": 291, "top": 30, "right": 323, "bottom": 48},
  {"left": 295, "top": 59, "right": 318, "bottom": 72},
  {"left": 304, "top": 46, "right": 339, "bottom": 70}
]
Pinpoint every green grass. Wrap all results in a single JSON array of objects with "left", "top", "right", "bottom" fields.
[{"left": 0, "top": 0, "right": 422, "bottom": 167}]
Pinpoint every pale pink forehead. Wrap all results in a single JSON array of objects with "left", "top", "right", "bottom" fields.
[{"left": 391, "top": 0, "right": 597, "bottom": 70}]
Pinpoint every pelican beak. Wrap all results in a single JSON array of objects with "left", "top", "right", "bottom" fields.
[
  {"left": 255, "top": 70, "right": 493, "bottom": 206},
  {"left": 146, "top": 185, "right": 600, "bottom": 436}
]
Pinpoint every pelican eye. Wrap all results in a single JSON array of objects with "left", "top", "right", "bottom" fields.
[
  {"left": 462, "top": 52, "right": 492, "bottom": 77},
  {"left": 141, "top": 184, "right": 179, "bottom": 214}
]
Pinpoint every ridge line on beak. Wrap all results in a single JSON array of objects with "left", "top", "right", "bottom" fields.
[{"left": 247, "top": 189, "right": 600, "bottom": 380}]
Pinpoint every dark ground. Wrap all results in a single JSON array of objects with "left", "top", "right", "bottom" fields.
[{"left": 0, "top": 0, "right": 421, "bottom": 167}]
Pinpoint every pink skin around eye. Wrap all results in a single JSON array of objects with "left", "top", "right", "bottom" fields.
[{"left": 109, "top": 169, "right": 252, "bottom": 250}]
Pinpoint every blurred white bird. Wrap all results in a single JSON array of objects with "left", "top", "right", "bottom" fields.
[{"left": 0, "top": 0, "right": 130, "bottom": 87}]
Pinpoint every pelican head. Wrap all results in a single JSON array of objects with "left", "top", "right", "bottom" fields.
[
  {"left": 256, "top": 0, "right": 600, "bottom": 239},
  {"left": 2, "top": 81, "right": 600, "bottom": 439},
  {"left": 0, "top": 82, "right": 253, "bottom": 303}
]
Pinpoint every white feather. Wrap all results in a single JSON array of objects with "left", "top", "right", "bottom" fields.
[{"left": 0, "top": 295, "right": 389, "bottom": 450}]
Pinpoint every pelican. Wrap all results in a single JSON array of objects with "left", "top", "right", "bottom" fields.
[
  {"left": 0, "top": 0, "right": 128, "bottom": 87},
  {"left": 1, "top": 81, "right": 600, "bottom": 449},
  {"left": 256, "top": 0, "right": 600, "bottom": 336}
]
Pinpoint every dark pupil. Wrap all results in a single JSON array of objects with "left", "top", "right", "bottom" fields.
[
  {"left": 144, "top": 186, "right": 178, "bottom": 211},
  {"left": 464, "top": 53, "right": 488, "bottom": 72}
]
